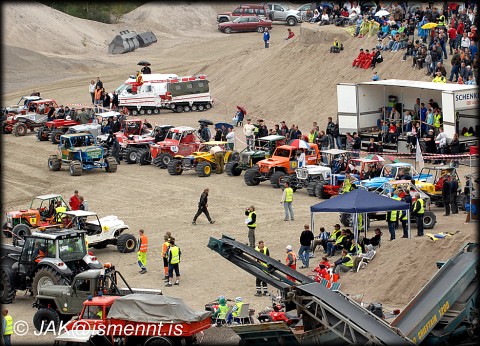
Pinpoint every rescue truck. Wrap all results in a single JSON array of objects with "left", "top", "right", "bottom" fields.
[{"left": 116, "top": 73, "right": 213, "bottom": 115}]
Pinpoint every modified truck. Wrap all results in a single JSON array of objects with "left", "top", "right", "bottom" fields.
[
  {"left": 0, "top": 229, "right": 102, "bottom": 303},
  {"left": 117, "top": 73, "right": 213, "bottom": 115},
  {"left": 2, "top": 99, "right": 58, "bottom": 136},
  {"left": 33, "top": 265, "right": 162, "bottom": 332},
  {"left": 244, "top": 144, "right": 321, "bottom": 188},
  {"left": 336, "top": 80, "right": 479, "bottom": 153},
  {"left": 56, "top": 294, "right": 211, "bottom": 346}
]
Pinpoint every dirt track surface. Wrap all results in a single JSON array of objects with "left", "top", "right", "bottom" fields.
[{"left": 2, "top": 2, "right": 477, "bottom": 345}]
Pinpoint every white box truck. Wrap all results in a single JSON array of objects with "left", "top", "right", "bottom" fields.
[{"left": 337, "top": 79, "right": 479, "bottom": 153}]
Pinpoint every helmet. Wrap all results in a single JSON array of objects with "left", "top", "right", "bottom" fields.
[
  {"left": 235, "top": 297, "right": 243, "bottom": 302},
  {"left": 286, "top": 245, "right": 293, "bottom": 251}
]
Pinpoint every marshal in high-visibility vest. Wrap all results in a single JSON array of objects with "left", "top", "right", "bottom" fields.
[
  {"left": 284, "top": 188, "right": 293, "bottom": 202},
  {"left": 3, "top": 313, "right": 13, "bottom": 335},
  {"left": 168, "top": 245, "right": 181, "bottom": 264}
]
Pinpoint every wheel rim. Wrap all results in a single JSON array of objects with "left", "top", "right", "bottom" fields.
[
  {"left": 132, "top": 110, "right": 138, "bottom": 115},
  {"left": 257, "top": 27, "right": 264, "bottom": 32},
  {"left": 140, "top": 109, "right": 145, "bottom": 115},
  {"left": 204, "top": 165, "right": 211, "bottom": 175},
  {"left": 206, "top": 103, "right": 212, "bottom": 109},
  {"left": 48, "top": 160, "right": 53, "bottom": 169},
  {"left": 129, "top": 152, "right": 137, "bottom": 161},
  {"left": 37, "top": 277, "right": 54, "bottom": 293},
  {"left": 423, "top": 216, "right": 432, "bottom": 225},
  {"left": 162, "top": 155, "right": 171, "bottom": 165},
  {"left": 175, "top": 164, "right": 182, "bottom": 173},
  {"left": 225, "top": 28, "right": 231, "bottom": 34},
  {"left": 191, "top": 105, "right": 197, "bottom": 111},
  {"left": 184, "top": 106, "right": 190, "bottom": 112},
  {"left": 55, "top": 133, "right": 61, "bottom": 142},
  {"left": 18, "top": 125, "right": 26, "bottom": 135},
  {"left": 146, "top": 109, "right": 152, "bottom": 115},
  {"left": 126, "top": 239, "right": 135, "bottom": 250},
  {"left": 70, "top": 165, "right": 74, "bottom": 174},
  {"left": 198, "top": 105, "right": 204, "bottom": 111},
  {"left": 153, "top": 109, "right": 159, "bottom": 114}
]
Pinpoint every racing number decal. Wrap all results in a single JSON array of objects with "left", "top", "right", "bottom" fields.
[
  {"left": 170, "top": 146, "right": 179, "bottom": 153},
  {"left": 30, "top": 217, "right": 37, "bottom": 225}
]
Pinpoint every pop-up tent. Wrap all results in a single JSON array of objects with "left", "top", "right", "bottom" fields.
[{"left": 310, "top": 189, "right": 411, "bottom": 241}]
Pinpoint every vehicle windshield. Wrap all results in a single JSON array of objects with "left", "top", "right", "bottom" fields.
[
  {"left": 274, "top": 148, "right": 292, "bottom": 158},
  {"left": 166, "top": 131, "right": 182, "bottom": 141},
  {"left": 115, "top": 83, "right": 131, "bottom": 94},
  {"left": 58, "top": 236, "right": 87, "bottom": 261}
]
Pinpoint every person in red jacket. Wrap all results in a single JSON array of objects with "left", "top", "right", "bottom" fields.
[
  {"left": 352, "top": 48, "right": 366, "bottom": 67},
  {"left": 447, "top": 25, "right": 457, "bottom": 54},
  {"left": 360, "top": 50, "right": 376, "bottom": 69},
  {"left": 285, "top": 28, "right": 295, "bottom": 40},
  {"left": 69, "top": 190, "right": 81, "bottom": 211}
]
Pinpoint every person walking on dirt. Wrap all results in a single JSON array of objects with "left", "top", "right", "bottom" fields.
[
  {"left": 165, "top": 238, "right": 181, "bottom": 287},
  {"left": 137, "top": 229, "right": 148, "bottom": 274},
  {"left": 192, "top": 189, "right": 215, "bottom": 225},
  {"left": 245, "top": 205, "right": 257, "bottom": 247},
  {"left": 263, "top": 28, "right": 270, "bottom": 48},
  {"left": 254, "top": 240, "right": 270, "bottom": 296},
  {"left": 161, "top": 232, "right": 172, "bottom": 280},
  {"left": 285, "top": 245, "right": 297, "bottom": 282},
  {"left": 281, "top": 182, "right": 294, "bottom": 221},
  {"left": 69, "top": 190, "right": 81, "bottom": 210}
]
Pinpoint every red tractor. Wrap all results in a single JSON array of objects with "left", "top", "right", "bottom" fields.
[
  {"left": 150, "top": 126, "right": 204, "bottom": 168},
  {"left": 37, "top": 119, "right": 81, "bottom": 143},
  {"left": 2, "top": 99, "right": 59, "bottom": 136}
]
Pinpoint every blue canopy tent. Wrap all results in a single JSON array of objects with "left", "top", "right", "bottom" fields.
[{"left": 310, "top": 189, "right": 411, "bottom": 242}]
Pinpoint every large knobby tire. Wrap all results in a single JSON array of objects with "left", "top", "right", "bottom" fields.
[
  {"left": 69, "top": 160, "right": 82, "bottom": 176},
  {"left": 244, "top": 167, "right": 261, "bottom": 186},
  {"left": 315, "top": 182, "right": 330, "bottom": 199},
  {"left": 228, "top": 151, "right": 240, "bottom": 163},
  {"left": 37, "top": 129, "right": 49, "bottom": 141},
  {"left": 124, "top": 147, "right": 138, "bottom": 164},
  {"left": 32, "top": 267, "right": 68, "bottom": 297},
  {"left": 33, "top": 308, "right": 60, "bottom": 332},
  {"left": 340, "top": 213, "right": 352, "bottom": 227},
  {"left": 13, "top": 122, "right": 28, "bottom": 137},
  {"left": 270, "top": 171, "right": 285, "bottom": 188},
  {"left": 12, "top": 224, "right": 31, "bottom": 239},
  {"left": 167, "top": 159, "right": 183, "bottom": 175},
  {"left": 306, "top": 181, "right": 318, "bottom": 196},
  {"left": 156, "top": 153, "right": 173, "bottom": 168},
  {"left": 144, "top": 336, "right": 175, "bottom": 346},
  {"left": 196, "top": 161, "right": 212, "bottom": 177},
  {"left": 48, "top": 155, "right": 61, "bottom": 171},
  {"left": 117, "top": 233, "right": 137, "bottom": 253},
  {"left": 50, "top": 130, "right": 63, "bottom": 144},
  {"left": 422, "top": 211, "right": 437, "bottom": 229},
  {"left": 225, "top": 162, "right": 242, "bottom": 176},
  {"left": 0, "top": 267, "right": 16, "bottom": 304},
  {"left": 105, "top": 157, "right": 118, "bottom": 173},
  {"left": 136, "top": 149, "right": 152, "bottom": 165},
  {"left": 2, "top": 123, "right": 11, "bottom": 134}
]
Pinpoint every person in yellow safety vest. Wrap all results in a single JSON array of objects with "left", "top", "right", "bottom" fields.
[
  {"left": 333, "top": 249, "right": 354, "bottom": 274},
  {"left": 433, "top": 112, "right": 442, "bottom": 137},
  {"left": 432, "top": 71, "right": 446, "bottom": 83},
  {"left": 212, "top": 297, "right": 230, "bottom": 321},
  {"left": 3, "top": 308, "right": 13, "bottom": 346},
  {"left": 255, "top": 240, "right": 270, "bottom": 296},
  {"left": 281, "top": 182, "right": 295, "bottom": 221},
  {"left": 307, "top": 129, "right": 316, "bottom": 143},
  {"left": 342, "top": 172, "right": 357, "bottom": 193},
  {"left": 437, "top": 11, "right": 446, "bottom": 27},
  {"left": 55, "top": 201, "right": 66, "bottom": 223},
  {"left": 94, "top": 306, "right": 103, "bottom": 319},
  {"left": 386, "top": 207, "right": 398, "bottom": 241},
  {"left": 161, "top": 232, "right": 172, "bottom": 280},
  {"left": 227, "top": 297, "right": 244, "bottom": 325},
  {"left": 166, "top": 238, "right": 181, "bottom": 287},
  {"left": 400, "top": 209, "right": 409, "bottom": 238},
  {"left": 330, "top": 38, "right": 342, "bottom": 53},
  {"left": 245, "top": 205, "right": 257, "bottom": 248},
  {"left": 327, "top": 229, "right": 347, "bottom": 257},
  {"left": 411, "top": 192, "right": 425, "bottom": 237},
  {"left": 348, "top": 238, "right": 363, "bottom": 256},
  {"left": 137, "top": 229, "right": 148, "bottom": 274}
]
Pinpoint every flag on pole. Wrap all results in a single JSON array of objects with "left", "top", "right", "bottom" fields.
[{"left": 416, "top": 138, "right": 424, "bottom": 170}]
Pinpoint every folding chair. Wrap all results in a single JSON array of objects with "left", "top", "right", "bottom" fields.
[
  {"left": 330, "top": 282, "right": 341, "bottom": 291},
  {"left": 356, "top": 250, "right": 376, "bottom": 272},
  {"left": 214, "top": 305, "right": 233, "bottom": 326},
  {"left": 320, "top": 278, "right": 329, "bottom": 287},
  {"left": 234, "top": 303, "right": 251, "bottom": 324}
]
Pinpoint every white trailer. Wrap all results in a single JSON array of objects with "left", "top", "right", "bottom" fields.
[
  {"left": 116, "top": 73, "right": 213, "bottom": 115},
  {"left": 337, "top": 80, "right": 479, "bottom": 152}
]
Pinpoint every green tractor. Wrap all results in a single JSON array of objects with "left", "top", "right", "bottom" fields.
[
  {"left": 48, "top": 132, "right": 117, "bottom": 176},
  {"left": 225, "top": 135, "right": 286, "bottom": 176}
]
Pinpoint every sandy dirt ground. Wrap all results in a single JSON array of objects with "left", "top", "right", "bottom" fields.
[{"left": 1, "top": 2, "right": 477, "bottom": 345}]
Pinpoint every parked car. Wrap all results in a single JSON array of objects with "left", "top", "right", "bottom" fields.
[
  {"left": 266, "top": 2, "right": 303, "bottom": 26},
  {"left": 218, "top": 16, "right": 273, "bottom": 34},
  {"left": 217, "top": 4, "right": 268, "bottom": 23}
]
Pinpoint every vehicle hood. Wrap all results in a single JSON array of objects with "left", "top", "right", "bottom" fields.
[
  {"left": 258, "top": 156, "right": 289, "bottom": 167},
  {"left": 218, "top": 11, "right": 233, "bottom": 16},
  {"left": 158, "top": 139, "right": 180, "bottom": 147},
  {"left": 359, "top": 177, "right": 389, "bottom": 187},
  {"left": 6, "top": 208, "right": 36, "bottom": 217},
  {"left": 88, "top": 215, "right": 128, "bottom": 231}
]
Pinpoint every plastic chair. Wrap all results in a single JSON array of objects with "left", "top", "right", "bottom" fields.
[
  {"left": 330, "top": 282, "right": 341, "bottom": 291},
  {"left": 234, "top": 303, "right": 251, "bottom": 324},
  {"left": 320, "top": 278, "right": 329, "bottom": 287},
  {"left": 356, "top": 250, "right": 376, "bottom": 272},
  {"left": 214, "top": 305, "right": 233, "bottom": 326}
]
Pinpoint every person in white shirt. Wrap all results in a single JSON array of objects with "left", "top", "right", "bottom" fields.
[
  {"left": 210, "top": 145, "right": 225, "bottom": 174},
  {"left": 460, "top": 32, "right": 470, "bottom": 49},
  {"left": 435, "top": 127, "right": 448, "bottom": 156},
  {"left": 297, "top": 149, "right": 306, "bottom": 167},
  {"left": 225, "top": 127, "right": 235, "bottom": 150},
  {"left": 243, "top": 119, "right": 256, "bottom": 150}
]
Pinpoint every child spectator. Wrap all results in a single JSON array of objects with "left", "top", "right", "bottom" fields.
[
  {"left": 285, "top": 28, "right": 295, "bottom": 40},
  {"left": 372, "top": 71, "right": 380, "bottom": 81}
]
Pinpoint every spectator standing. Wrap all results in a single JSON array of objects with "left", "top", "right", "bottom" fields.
[
  {"left": 161, "top": 232, "right": 172, "bottom": 280},
  {"left": 165, "top": 238, "right": 181, "bottom": 287},
  {"left": 137, "top": 229, "right": 148, "bottom": 274},
  {"left": 450, "top": 176, "right": 459, "bottom": 214},
  {"left": 77, "top": 107, "right": 90, "bottom": 125},
  {"left": 326, "top": 117, "right": 336, "bottom": 149},
  {"left": 352, "top": 132, "right": 361, "bottom": 157},
  {"left": 263, "top": 28, "right": 270, "bottom": 48},
  {"left": 243, "top": 119, "right": 256, "bottom": 150},
  {"left": 95, "top": 76, "right": 103, "bottom": 89},
  {"left": 460, "top": 32, "right": 470, "bottom": 50},
  {"left": 111, "top": 91, "right": 119, "bottom": 110},
  {"left": 69, "top": 190, "right": 81, "bottom": 210},
  {"left": 2, "top": 308, "right": 12, "bottom": 346},
  {"left": 386, "top": 207, "right": 398, "bottom": 240},
  {"left": 448, "top": 25, "right": 457, "bottom": 54},
  {"left": 94, "top": 86, "right": 102, "bottom": 113},
  {"left": 254, "top": 241, "right": 270, "bottom": 296},
  {"left": 442, "top": 175, "right": 452, "bottom": 216},
  {"left": 226, "top": 127, "right": 235, "bottom": 150},
  {"left": 89, "top": 80, "right": 96, "bottom": 104},
  {"left": 192, "top": 189, "right": 215, "bottom": 225},
  {"left": 245, "top": 205, "right": 257, "bottom": 247},
  {"left": 79, "top": 196, "right": 88, "bottom": 211},
  {"left": 281, "top": 182, "right": 294, "bottom": 221},
  {"left": 298, "top": 225, "right": 315, "bottom": 269},
  {"left": 103, "top": 91, "right": 111, "bottom": 111}
]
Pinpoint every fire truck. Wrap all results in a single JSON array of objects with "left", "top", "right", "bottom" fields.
[{"left": 116, "top": 73, "right": 213, "bottom": 115}]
